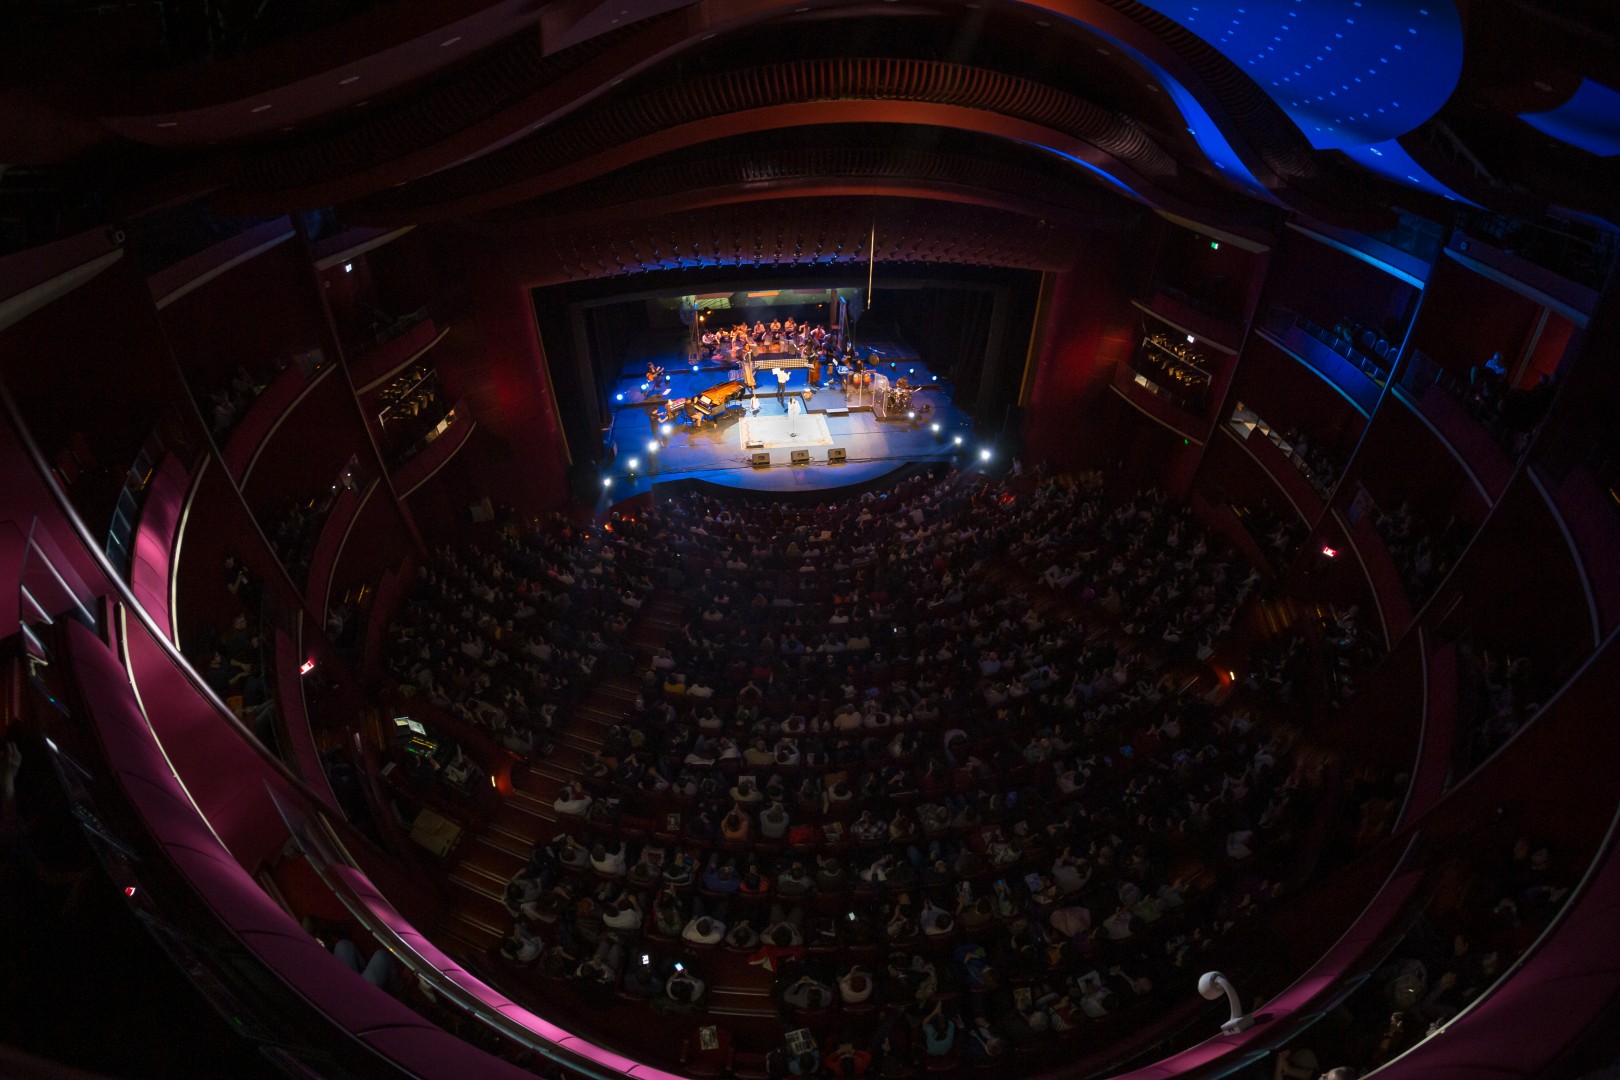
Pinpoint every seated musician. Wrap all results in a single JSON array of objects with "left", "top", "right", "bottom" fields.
[
  {"left": 809, "top": 350, "right": 822, "bottom": 388},
  {"left": 753, "top": 320, "right": 766, "bottom": 339},
  {"left": 645, "top": 360, "right": 666, "bottom": 388},
  {"left": 784, "top": 316, "right": 797, "bottom": 333},
  {"left": 769, "top": 318, "right": 783, "bottom": 341}
]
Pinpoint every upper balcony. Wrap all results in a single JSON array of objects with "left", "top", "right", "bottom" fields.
[
  {"left": 391, "top": 402, "right": 476, "bottom": 499},
  {"left": 1259, "top": 308, "right": 1387, "bottom": 417},
  {"left": 1223, "top": 404, "right": 1330, "bottom": 524},
  {"left": 221, "top": 351, "right": 334, "bottom": 484},
  {"left": 1133, "top": 289, "right": 1243, "bottom": 354},
  {"left": 1110, "top": 363, "right": 1205, "bottom": 445},
  {"left": 1392, "top": 351, "right": 1520, "bottom": 505},
  {"left": 349, "top": 315, "right": 448, "bottom": 393}
]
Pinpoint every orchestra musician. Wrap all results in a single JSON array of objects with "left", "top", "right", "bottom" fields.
[
  {"left": 809, "top": 348, "right": 823, "bottom": 389},
  {"left": 645, "top": 360, "right": 667, "bottom": 389}
]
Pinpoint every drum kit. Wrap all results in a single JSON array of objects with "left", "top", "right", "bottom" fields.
[{"left": 884, "top": 378, "right": 918, "bottom": 414}]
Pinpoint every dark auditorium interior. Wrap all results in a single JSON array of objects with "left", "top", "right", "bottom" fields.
[{"left": 4, "top": 1, "right": 1620, "bottom": 1078}]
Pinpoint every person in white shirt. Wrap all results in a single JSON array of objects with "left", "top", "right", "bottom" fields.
[
  {"left": 682, "top": 915, "right": 725, "bottom": 945},
  {"left": 775, "top": 365, "right": 791, "bottom": 410},
  {"left": 554, "top": 785, "right": 592, "bottom": 817}
]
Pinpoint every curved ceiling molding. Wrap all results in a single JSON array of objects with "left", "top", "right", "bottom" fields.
[
  {"left": 1520, "top": 79, "right": 1620, "bottom": 158},
  {"left": 494, "top": 195, "right": 1082, "bottom": 285},
  {"left": 340, "top": 58, "right": 1184, "bottom": 220},
  {"left": 204, "top": 0, "right": 1388, "bottom": 225},
  {"left": 1134, "top": 0, "right": 1464, "bottom": 150},
  {"left": 498, "top": 145, "right": 1132, "bottom": 229}
]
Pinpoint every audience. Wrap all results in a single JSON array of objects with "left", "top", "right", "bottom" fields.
[{"left": 397, "top": 465, "right": 1354, "bottom": 1072}]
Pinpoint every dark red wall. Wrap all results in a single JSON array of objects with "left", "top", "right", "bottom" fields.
[
  {"left": 1229, "top": 337, "right": 1367, "bottom": 460},
  {"left": 1263, "top": 228, "right": 1420, "bottom": 343},
  {"left": 1024, "top": 234, "right": 1136, "bottom": 467},
  {"left": 1408, "top": 255, "right": 1542, "bottom": 382},
  {"left": 159, "top": 239, "right": 325, "bottom": 394}
]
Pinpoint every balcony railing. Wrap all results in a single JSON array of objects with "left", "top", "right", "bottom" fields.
[
  {"left": 1396, "top": 351, "right": 1535, "bottom": 502},
  {"left": 1262, "top": 308, "right": 1386, "bottom": 415}
]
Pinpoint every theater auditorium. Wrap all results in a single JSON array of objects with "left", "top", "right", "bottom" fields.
[{"left": 1, "top": 1, "right": 1618, "bottom": 1078}]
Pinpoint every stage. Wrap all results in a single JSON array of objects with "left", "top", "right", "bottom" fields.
[{"left": 601, "top": 337, "right": 978, "bottom": 496}]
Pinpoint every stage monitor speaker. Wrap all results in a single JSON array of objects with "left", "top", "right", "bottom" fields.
[
  {"left": 828, "top": 447, "right": 847, "bottom": 464},
  {"left": 751, "top": 452, "right": 771, "bottom": 468},
  {"left": 790, "top": 449, "right": 810, "bottom": 466}
]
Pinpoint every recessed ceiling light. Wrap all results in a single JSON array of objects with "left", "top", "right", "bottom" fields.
[
  {"left": 354, "top": 101, "right": 370, "bottom": 108},
  {"left": 155, "top": 121, "right": 177, "bottom": 128},
  {"left": 1533, "top": 80, "right": 1552, "bottom": 92},
  {"left": 251, "top": 104, "right": 273, "bottom": 113},
  {"left": 339, "top": 75, "right": 360, "bottom": 85},
  {"left": 439, "top": 36, "right": 462, "bottom": 46}
]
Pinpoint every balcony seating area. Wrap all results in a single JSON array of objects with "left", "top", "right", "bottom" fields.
[
  {"left": 1274, "top": 829, "right": 1575, "bottom": 1077},
  {"left": 1398, "top": 352, "right": 1552, "bottom": 496},
  {"left": 1126, "top": 332, "right": 1213, "bottom": 417},
  {"left": 381, "top": 467, "right": 1358, "bottom": 1075},
  {"left": 1264, "top": 309, "right": 1389, "bottom": 415},
  {"left": 1370, "top": 502, "right": 1469, "bottom": 613}
]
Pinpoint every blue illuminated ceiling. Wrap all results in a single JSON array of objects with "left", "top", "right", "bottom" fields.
[
  {"left": 1521, "top": 79, "right": 1620, "bottom": 158},
  {"left": 1136, "top": 0, "right": 1465, "bottom": 151},
  {"left": 1339, "top": 140, "right": 1477, "bottom": 205}
]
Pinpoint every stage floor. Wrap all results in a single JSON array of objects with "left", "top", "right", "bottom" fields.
[{"left": 602, "top": 340, "right": 976, "bottom": 497}]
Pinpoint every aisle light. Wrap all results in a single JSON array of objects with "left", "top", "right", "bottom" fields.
[
  {"left": 660, "top": 423, "right": 673, "bottom": 436},
  {"left": 627, "top": 457, "right": 640, "bottom": 470},
  {"left": 647, "top": 441, "right": 660, "bottom": 454}
]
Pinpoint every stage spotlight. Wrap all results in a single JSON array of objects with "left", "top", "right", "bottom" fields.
[
  {"left": 627, "top": 457, "right": 640, "bottom": 470},
  {"left": 640, "top": 382, "right": 649, "bottom": 391},
  {"left": 980, "top": 448, "right": 992, "bottom": 461},
  {"left": 952, "top": 435, "right": 964, "bottom": 446},
  {"left": 1186, "top": 334, "right": 1196, "bottom": 344},
  {"left": 930, "top": 423, "right": 941, "bottom": 434},
  {"left": 907, "top": 410, "right": 916, "bottom": 420},
  {"left": 616, "top": 393, "right": 624, "bottom": 401},
  {"left": 646, "top": 441, "right": 659, "bottom": 454},
  {"left": 343, "top": 262, "right": 353, "bottom": 273},
  {"left": 931, "top": 375, "right": 938, "bottom": 381},
  {"left": 602, "top": 477, "right": 613, "bottom": 489},
  {"left": 660, "top": 423, "right": 673, "bottom": 436},
  {"left": 691, "top": 364, "right": 698, "bottom": 371},
  {"left": 908, "top": 368, "right": 915, "bottom": 374}
]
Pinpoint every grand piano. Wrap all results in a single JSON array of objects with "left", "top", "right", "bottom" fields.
[{"left": 669, "top": 380, "right": 749, "bottom": 426}]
